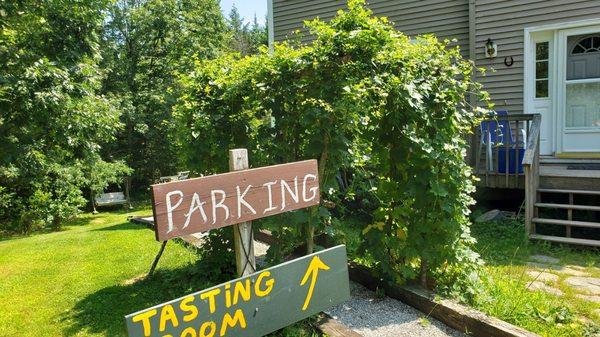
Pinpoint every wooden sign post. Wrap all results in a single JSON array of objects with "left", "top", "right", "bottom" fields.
[
  {"left": 125, "top": 245, "right": 350, "bottom": 337},
  {"left": 228, "top": 149, "right": 255, "bottom": 277}
]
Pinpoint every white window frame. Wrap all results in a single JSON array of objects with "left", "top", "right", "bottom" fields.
[
  {"left": 557, "top": 24, "right": 600, "bottom": 142},
  {"left": 525, "top": 18, "right": 600, "bottom": 154}
]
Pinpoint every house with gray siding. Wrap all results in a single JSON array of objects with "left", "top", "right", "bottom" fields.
[{"left": 268, "top": 0, "right": 600, "bottom": 246}]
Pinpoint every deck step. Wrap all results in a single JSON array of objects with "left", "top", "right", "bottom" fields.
[
  {"left": 532, "top": 217, "right": 600, "bottom": 229},
  {"left": 530, "top": 234, "right": 600, "bottom": 247},
  {"left": 537, "top": 188, "right": 600, "bottom": 196},
  {"left": 534, "top": 203, "right": 600, "bottom": 212}
]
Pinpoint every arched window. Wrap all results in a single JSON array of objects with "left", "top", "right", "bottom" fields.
[{"left": 571, "top": 36, "right": 600, "bottom": 54}]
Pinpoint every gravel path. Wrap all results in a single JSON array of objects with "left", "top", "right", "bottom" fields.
[{"left": 327, "top": 282, "right": 466, "bottom": 337}]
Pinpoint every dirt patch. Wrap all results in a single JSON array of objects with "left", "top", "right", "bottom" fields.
[{"left": 122, "top": 273, "right": 147, "bottom": 285}]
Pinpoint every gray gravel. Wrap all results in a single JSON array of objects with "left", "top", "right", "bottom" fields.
[{"left": 327, "top": 282, "right": 466, "bottom": 337}]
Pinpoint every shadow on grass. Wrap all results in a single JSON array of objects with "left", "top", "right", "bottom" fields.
[
  {"left": 0, "top": 214, "right": 99, "bottom": 242},
  {"left": 62, "top": 263, "right": 235, "bottom": 337},
  {"left": 64, "top": 214, "right": 101, "bottom": 227},
  {"left": 93, "top": 222, "right": 148, "bottom": 231}
]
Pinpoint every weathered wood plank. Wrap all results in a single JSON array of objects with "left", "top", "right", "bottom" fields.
[
  {"left": 151, "top": 160, "right": 319, "bottom": 241},
  {"left": 530, "top": 234, "right": 600, "bottom": 247},
  {"left": 522, "top": 114, "right": 541, "bottom": 166}
]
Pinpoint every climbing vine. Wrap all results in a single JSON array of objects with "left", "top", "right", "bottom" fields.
[{"left": 174, "top": 0, "right": 490, "bottom": 298}]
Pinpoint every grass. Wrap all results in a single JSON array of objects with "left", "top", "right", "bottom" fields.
[
  {"left": 471, "top": 216, "right": 600, "bottom": 337},
  {"left": 0, "top": 207, "right": 323, "bottom": 337},
  {"left": 6, "top": 204, "right": 598, "bottom": 337}
]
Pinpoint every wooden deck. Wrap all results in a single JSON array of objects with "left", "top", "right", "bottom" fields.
[
  {"left": 469, "top": 113, "right": 600, "bottom": 246},
  {"left": 475, "top": 164, "right": 600, "bottom": 189}
]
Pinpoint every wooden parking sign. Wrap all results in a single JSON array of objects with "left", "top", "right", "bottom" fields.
[
  {"left": 125, "top": 245, "right": 350, "bottom": 337},
  {"left": 151, "top": 159, "right": 319, "bottom": 241}
]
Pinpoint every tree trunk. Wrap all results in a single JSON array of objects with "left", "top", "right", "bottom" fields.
[{"left": 419, "top": 259, "right": 428, "bottom": 289}]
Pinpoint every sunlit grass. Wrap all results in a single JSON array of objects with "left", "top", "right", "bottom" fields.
[
  {"left": 471, "top": 217, "right": 600, "bottom": 337},
  {"left": 0, "top": 207, "right": 322, "bottom": 337}
]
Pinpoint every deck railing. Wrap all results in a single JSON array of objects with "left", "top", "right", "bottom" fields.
[
  {"left": 470, "top": 113, "right": 539, "bottom": 189},
  {"left": 522, "top": 114, "right": 541, "bottom": 238},
  {"left": 469, "top": 113, "right": 541, "bottom": 235}
]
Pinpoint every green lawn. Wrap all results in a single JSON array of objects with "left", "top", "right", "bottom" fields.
[
  {"left": 0, "top": 208, "right": 321, "bottom": 337},
  {"left": 471, "top": 217, "right": 600, "bottom": 337},
  {"left": 6, "top": 205, "right": 598, "bottom": 337}
]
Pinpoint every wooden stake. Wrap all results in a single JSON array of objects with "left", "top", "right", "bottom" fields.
[
  {"left": 229, "top": 148, "right": 256, "bottom": 277},
  {"left": 148, "top": 240, "right": 167, "bottom": 277}
]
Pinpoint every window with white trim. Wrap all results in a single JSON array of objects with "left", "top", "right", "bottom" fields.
[
  {"left": 535, "top": 42, "right": 549, "bottom": 98},
  {"left": 565, "top": 34, "right": 600, "bottom": 128}
]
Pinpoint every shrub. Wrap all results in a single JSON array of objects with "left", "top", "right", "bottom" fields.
[{"left": 175, "top": 0, "right": 489, "bottom": 296}]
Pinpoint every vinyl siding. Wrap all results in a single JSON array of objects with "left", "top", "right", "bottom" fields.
[
  {"left": 273, "top": 0, "right": 470, "bottom": 57},
  {"left": 474, "top": 0, "right": 600, "bottom": 113},
  {"left": 273, "top": 0, "right": 600, "bottom": 114}
]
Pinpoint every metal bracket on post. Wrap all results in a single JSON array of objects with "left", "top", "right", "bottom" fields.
[{"left": 229, "top": 148, "right": 257, "bottom": 277}]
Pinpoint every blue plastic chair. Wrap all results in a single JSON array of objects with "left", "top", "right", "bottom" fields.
[
  {"left": 480, "top": 110, "right": 510, "bottom": 146},
  {"left": 479, "top": 111, "right": 527, "bottom": 173}
]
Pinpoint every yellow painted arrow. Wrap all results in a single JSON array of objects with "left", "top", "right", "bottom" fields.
[{"left": 300, "top": 255, "right": 330, "bottom": 311}]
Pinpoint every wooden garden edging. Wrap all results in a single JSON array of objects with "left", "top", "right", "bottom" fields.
[{"left": 348, "top": 263, "right": 540, "bottom": 337}]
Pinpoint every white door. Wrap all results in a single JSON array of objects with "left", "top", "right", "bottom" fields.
[
  {"left": 557, "top": 27, "right": 600, "bottom": 153},
  {"left": 526, "top": 31, "right": 554, "bottom": 155}
]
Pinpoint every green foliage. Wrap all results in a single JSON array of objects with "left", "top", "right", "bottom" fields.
[
  {"left": 194, "top": 227, "right": 236, "bottom": 281},
  {"left": 100, "top": 0, "right": 228, "bottom": 187},
  {"left": 83, "top": 155, "right": 133, "bottom": 197},
  {"left": 175, "top": 0, "right": 489, "bottom": 293},
  {"left": 0, "top": 0, "right": 127, "bottom": 232}
]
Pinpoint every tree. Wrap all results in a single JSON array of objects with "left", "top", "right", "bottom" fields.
[
  {"left": 100, "top": 0, "right": 227, "bottom": 188},
  {"left": 0, "top": 0, "right": 125, "bottom": 232},
  {"left": 248, "top": 15, "right": 268, "bottom": 53},
  {"left": 226, "top": 6, "right": 267, "bottom": 55}
]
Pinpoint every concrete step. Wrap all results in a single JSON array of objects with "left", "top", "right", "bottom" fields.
[
  {"left": 530, "top": 234, "right": 600, "bottom": 247},
  {"left": 535, "top": 203, "right": 600, "bottom": 212},
  {"left": 532, "top": 217, "right": 600, "bottom": 229}
]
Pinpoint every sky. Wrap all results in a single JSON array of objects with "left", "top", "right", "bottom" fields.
[{"left": 220, "top": 0, "right": 267, "bottom": 25}]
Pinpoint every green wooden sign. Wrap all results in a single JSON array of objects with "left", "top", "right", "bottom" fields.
[{"left": 125, "top": 245, "right": 350, "bottom": 337}]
